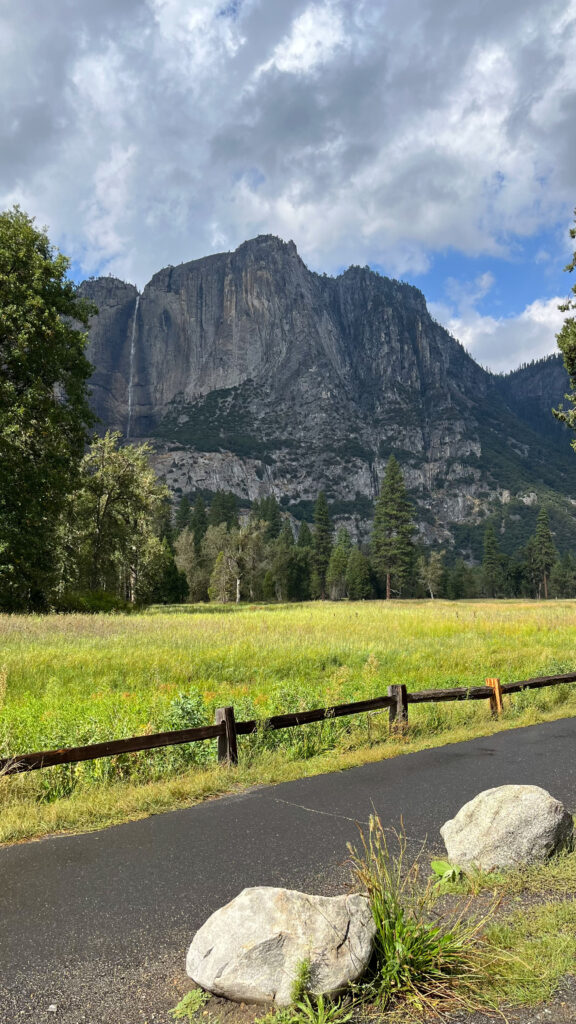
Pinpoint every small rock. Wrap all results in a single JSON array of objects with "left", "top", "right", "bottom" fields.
[
  {"left": 441, "top": 784, "right": 574, "bottom": 871},
  {"left": 47, "top": 1006, "right": 57, "bottom": 1014},
  {"left": 186, "top": 886, "right": 375, "bottom": 1006}
]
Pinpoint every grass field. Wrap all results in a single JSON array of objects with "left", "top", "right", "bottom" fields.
[{"left": 2, "top": 599, "right": 576, "bottom": 844}]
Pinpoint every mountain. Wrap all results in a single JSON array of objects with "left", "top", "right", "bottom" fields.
[{"left": 80, "top": 235, "right": 576, "bottom": 554}]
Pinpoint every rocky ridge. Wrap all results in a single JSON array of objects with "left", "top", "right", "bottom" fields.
[{"left": 80, "top": 235, "right": 576, "bottom": 551}]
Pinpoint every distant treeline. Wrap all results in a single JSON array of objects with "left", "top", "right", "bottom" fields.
[{"left": 169, "top": 456, "right": 571, "bottom": 605}]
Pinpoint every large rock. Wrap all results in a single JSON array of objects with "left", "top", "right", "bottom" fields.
[
  {"left": 441, "top": 785, "right": 574, "bottom": 871},
  {"left": 186, "top": 886, "right": 375, "bottom": 1006}
]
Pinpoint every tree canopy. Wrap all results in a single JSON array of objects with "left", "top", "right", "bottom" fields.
[
  {"left": 0, "top": 207, "right": 94, "bottom": 609},
  {"left": 555, "top": 208, "right": 576, "bottom": 435}
]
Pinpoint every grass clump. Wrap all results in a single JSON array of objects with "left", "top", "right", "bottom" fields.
[
  {"left": 483, "top": 901, "right": 576, "bottom": 1006},
  {"left": 290, "top": 958, "right": 312, "bottom": 1003},
  {"left": 347, "top": 815, "right": 494, "bottom": 1015},
  {"left": 169, "top": 988, "right": 211, "bottom": 1021},
  {"left": 290, "top": 995, "right": 353, "bottom": 1024}
]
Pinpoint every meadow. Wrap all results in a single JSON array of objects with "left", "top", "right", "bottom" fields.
[{"left": 2, "top": 599, "right": 576, "bottom": 843}]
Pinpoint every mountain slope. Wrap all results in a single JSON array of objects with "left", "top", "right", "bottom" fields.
[{"left": 80, "top": 236, "right": 576, "bottom": 551}]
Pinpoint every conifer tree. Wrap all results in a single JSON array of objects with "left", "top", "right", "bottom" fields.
[
  {"left": 297, "top": 521, "right": 313, "bottom": 547},
  {"left": 370, "top": 457, "right": 415, "bottom": 599},
  {"left": 345, "top": 548, "right": 372, "bottom": 600},
  {"left": 252, "top": 495, "right": 283, "bottom": 540},
  {"left": 326, "top": 528, "right": 352, "bottom": 600},
  {"left": 531, "top": 507, "right": 557, "bottom": 599},
  {"left": 482, "top": 524, "right": 503, "bottom": 597},
  {"left": 174, "top": 495, "right": 192, "bottom": 534},
  {"left": 312, "top": 491, "right": 333, "bottom": 599},
  {"left": 207, "top": 491, "right": 239, "bottom": 529},
  {"left": 190, "top": 496, "right": 208, "bottom": 553}
]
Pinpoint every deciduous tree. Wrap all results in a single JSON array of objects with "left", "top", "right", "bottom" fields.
[
  {"left": 63, "top": 431, "right": 170, "bottom": 603},
  {"left": 417, "top": 550, "right": 444, "bottom": 599},
  {"left": 0, "top": 207, "right": 94, "bottom": 609}
]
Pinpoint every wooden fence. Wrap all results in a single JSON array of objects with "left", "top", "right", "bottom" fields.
[{"left": 2, "top": 671, "right": 576, "bottom": 776}]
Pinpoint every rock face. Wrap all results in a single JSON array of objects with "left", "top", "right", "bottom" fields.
[
  {"left": 440, "top": 785, "right": 574, "bottom": 871},
  {"left": 80, "top": 235, "right": 576, "bottom": 546},
  {"left": 186, "top": 887, "right": 375, "bottom": 1006}
]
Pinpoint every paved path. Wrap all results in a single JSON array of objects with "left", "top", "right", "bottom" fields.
[{"left": 2, "top": 718, "right": 576, "bottom": 1024}]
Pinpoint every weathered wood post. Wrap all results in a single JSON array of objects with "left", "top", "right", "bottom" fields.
[
  {"left": 388, "top": 684, "right": 408, "bottom": 732},
  {"left": 215, "top": 706, "right": 239, "bottom": 765},
  {"left": 486, "top": 677, "right": 503, "bottom": 717}
]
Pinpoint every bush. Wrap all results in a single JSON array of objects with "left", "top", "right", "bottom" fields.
[{"left": 53, "top": 590, "right": 131, "bottom": 613}]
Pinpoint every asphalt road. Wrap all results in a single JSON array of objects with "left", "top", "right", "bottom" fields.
[{"left": 2, "top": 717, "right": 576, "bottom": 1024}]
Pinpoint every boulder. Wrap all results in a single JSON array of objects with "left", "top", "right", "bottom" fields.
[
  {"left": 441, "top": 785, "right": 573, "bottom": 871},
  {"left": 186, "top": 886, "right": 375, "bottom": 1006}
]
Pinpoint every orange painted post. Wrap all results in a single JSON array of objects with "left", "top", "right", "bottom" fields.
[{"left": 486, "top": 677, "right": 503, "bottom": 717}]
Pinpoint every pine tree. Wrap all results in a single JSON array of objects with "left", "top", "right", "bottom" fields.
[
  {"left": 550, "top": 557, "right": 567, "bottom": 598},
  {"left": 370, "top": 457, "right": 415, "bottom": 599},
  {"left": 269, "top": 517, "right": 311, "bottom": 601},
  {"left": 345, "top": 548, "right": 372, "bottom": 600},
  {"left": 252, "top": 495, "right": 283, "bottom": 540},
  {"left": 297, "top": 521, "right": 313, "bottom": 547},
  {"left": 312, "top": 492, "right": 333, "bottom": 599},
  {"left": 207, "top": 491, "right": 239, "bottom": 529},
  {"left": 482, "top": 524, "right": 504, "bottom": 598},
  {"left": 531, "top": 507, "right": 557, "bottom": 599},
  {"left": 174, "top": 495, "right": 192, "bottom": 534},
  {"left": 326, "top": 528, "right": 352, "bottom": 600},
  {"left": 190, "top": 496, "right": 208, "bottom": 553}
]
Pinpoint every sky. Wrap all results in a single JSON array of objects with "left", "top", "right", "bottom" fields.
[{"left": 1, "top": 0, "right": 575, "bottom": 372}]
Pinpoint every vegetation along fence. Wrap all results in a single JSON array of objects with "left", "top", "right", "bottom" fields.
[{"left": 2, "top": 671, "right": 576, "bottom": 776}]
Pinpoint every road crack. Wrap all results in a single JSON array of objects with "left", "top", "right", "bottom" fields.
[{"left": 271, "top": 798, "right": 432, "bottom": 846}]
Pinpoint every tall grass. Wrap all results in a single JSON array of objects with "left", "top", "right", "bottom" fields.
[
  {"left": 1, "top": 600, "right": 576, "bottom": 841},
  {"left": 347, "top": 815, "right": 498, "bottom": 1014}
]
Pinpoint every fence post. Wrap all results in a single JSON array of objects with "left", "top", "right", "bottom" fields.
[
  {"left": 215, "top": 706, "right": 239, "bottom": 765},
  {"left": 486, "top": 678, "right": 503, "bottom": 717},
  {"left": 388, "top": 684, "right": 408, "bottom": 732}
]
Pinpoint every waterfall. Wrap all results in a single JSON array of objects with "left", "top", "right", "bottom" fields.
[{"left": 126, "top": 294, "right": 140, "bottom": 440}]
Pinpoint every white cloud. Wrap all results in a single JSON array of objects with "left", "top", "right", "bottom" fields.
[
  {"left": 429, "top": 295, "right": 566, "bottom": 372},
  {"left": 0, "top": 0, "right": 575, "bottom": 307},
  {"left": 257, "top": 2, "right": 345, "bottom": 75}
]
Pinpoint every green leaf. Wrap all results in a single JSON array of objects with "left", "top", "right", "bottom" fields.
[{"left": 430, "top": 859, "right": 453, "bottom": 876}]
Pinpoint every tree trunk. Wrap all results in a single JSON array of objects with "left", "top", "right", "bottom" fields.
[
  {"left": 236, "top": 577, "right": 241, "bottom": 603},
  {"left": 544, "top": 573, "right": 548, "bottom": 600},
  {"left": 386, "top": 572, "right": 391, "bottom": 600}
]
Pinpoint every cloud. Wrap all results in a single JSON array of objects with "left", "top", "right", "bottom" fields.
[
  {"left": 0, "top": 0, "right": 575, "bottom": 308},
  {"left": 429, "top": 295, "right": 567, "bottom": 372}
]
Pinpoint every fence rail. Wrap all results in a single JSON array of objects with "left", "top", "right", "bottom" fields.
[{"left": 2, "top": 671, "right": 576, "bottom": 776}]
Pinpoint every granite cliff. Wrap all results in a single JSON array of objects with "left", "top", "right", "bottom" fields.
[{"left": 80, "top": 235, "right": 576, "bottom": 551}]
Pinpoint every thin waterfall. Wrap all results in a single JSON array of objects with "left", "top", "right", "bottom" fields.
[{"left": 126, "top": 294, "right": 140, "bottom": 440}]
